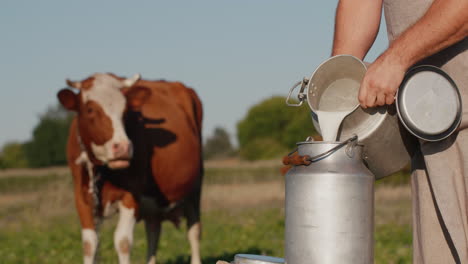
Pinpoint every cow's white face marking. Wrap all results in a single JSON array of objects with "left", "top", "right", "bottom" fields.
[{"left": 82, "top": 73, "right": 129, "bottom": 164}]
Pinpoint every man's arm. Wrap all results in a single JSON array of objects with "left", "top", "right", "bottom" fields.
[
  {"left": 359, "top": 0, "right": 468, "bottom": 108},
  {"left": 332, "top": 0, "right": 383, "bottom": 59}
]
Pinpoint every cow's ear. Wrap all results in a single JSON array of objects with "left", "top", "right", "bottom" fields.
[
  {"left": 57, "top": 89, "right": 79, "bottom": 111},
  {"left": 124, "top": 86, "right": 151, "bottom": 111}
]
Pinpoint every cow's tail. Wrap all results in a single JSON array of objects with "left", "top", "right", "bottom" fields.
[
  {"left": 187, "top": 88, "right": 204, "bottom": 221},
  {"left": 186, "top": 88, "right": 203, "bottom": 140},
  {"left": 188, "top": 89, "right": 203, "bottom": 174}
]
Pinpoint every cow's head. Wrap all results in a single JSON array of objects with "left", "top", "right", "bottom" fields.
[{"left": 57, "top": 73, "right": 150, "bottom": 169}]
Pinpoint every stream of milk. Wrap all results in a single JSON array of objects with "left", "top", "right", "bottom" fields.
[
  {"left": 315, "top": 78, "right": 360, "bottom": 141},
  {"left": 316, "top": 110, "right": 352, "bottom": 141}
]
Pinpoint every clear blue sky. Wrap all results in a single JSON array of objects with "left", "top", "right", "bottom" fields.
[{"left": 0, "top": 0, "right": 387, "bottom": 147}]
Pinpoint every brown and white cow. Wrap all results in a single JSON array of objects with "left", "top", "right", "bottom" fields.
[{"left": 57, "top": 73, "right": 203, "bottom": 264}]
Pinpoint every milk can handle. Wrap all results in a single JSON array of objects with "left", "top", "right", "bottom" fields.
[
  {"left": 285, "top": 78, "right": 309, "bottom": 107},
  {"left": 283, "top": 135, "right": 358, "bottom": 166}
]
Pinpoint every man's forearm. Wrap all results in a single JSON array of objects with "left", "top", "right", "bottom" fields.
[
  {"left": 384, "top": 0, "right": 468, "bottom": 69},
  {"left": 332, "top": 0, "right": 383, "bottom": 60},
  {"left": 357, "top": 0, "right": 468, "bottom": 108}
]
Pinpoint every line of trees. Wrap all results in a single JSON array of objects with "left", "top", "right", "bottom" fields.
[
  {"left": 201, "top": 96, "right": 317, "bottom": 161},
  {"left": 203, "top": 127, "right": 236, "bottom": 160},
  {"left": 0, "top": 105, "right": 73, "bottom": 169},
  {"left": 236, "top": 96, "right": 317, "bottom": 160},
  {"left": 0, "top": 95, "right": 317, "bottom": 168}
]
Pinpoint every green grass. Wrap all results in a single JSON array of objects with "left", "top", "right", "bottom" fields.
[
  {"left": 0, "top": 166, "right": 413, "bottom": 263},
  {"left": 375, "top": 224, "right": 412, "bottom": 264},
  {"left": 0, "top": 208, "right": 412, "bottom": 264},
  {"left": 376, "top": 167, "right": 411, "bottom": 187},
  {"left": 0, "top": 208, "right": 285, "bottom": 264}
]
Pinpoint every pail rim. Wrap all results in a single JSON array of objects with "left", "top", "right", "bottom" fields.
[
  {"left": 234, "top": 254, "right": 284, "bottom": 264},
  {"left": 307, "top": 54, "right": 366, "bottom": 114}
]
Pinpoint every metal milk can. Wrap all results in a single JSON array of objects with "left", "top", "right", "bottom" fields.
[{"left": 283, "top": 136, "right": 374, "bottom": 264}]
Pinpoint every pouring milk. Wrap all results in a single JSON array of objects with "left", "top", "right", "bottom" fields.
[{"left": 316, "top": 78, "right": 360, "bottom": 141}]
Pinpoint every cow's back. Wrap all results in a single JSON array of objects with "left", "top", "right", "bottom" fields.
[{"left": 136, "top": 80, "right": 203, "bottom": 202}]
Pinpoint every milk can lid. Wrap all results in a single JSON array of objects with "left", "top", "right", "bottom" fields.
[
  {"left": 234, "top": 254, "right": 284, "bottom": 264},
  {"left": 396, "top": 65, "right": 462, "bottom": 141}
]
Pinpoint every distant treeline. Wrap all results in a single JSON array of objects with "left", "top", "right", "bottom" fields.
[
  {"left": 237, "top": 96, "right": 317, "bottom": 160},
  {"left": 0, "top": 105, "right": 73, "bottom": 169},
  {"left": 0, "top": 96, "right": 317, "bottom": 169}
]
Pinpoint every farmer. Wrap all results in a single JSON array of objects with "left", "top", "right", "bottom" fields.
[{"left": 332, "top": 0, "right": 467, "bottom": 263}]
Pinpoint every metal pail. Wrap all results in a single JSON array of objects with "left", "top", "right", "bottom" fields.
[
  {"left": 232, "top": 254, "right": 284, "bottom": 264},
  {"left": 286, "top": 55, "right": 414, "bottom": 179},
  {"left": 286, "top": 55, "right": 364, "bottom": 131},
  {"left": 284, "top": 137, "right": 374, "bottom": 264}
]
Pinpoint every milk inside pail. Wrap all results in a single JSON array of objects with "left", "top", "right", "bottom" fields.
[
  {"left": 307, "top": 55, "right": 363, "bottom": 141},
  {"left": 286, "top": 55, "right": 414, "bottom": 179}
]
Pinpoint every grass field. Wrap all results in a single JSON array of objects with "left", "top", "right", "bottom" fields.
[{"left": 0, "top": 162, "right": 412, "bottom": 263}]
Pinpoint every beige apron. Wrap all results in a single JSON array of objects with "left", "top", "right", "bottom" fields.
[{"left": 384, "top": 0, "right": 468, "bottom": 263}]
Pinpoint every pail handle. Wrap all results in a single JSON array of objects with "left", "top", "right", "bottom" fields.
[
  {"left": 285, "top": 78, "right": 309, "bottom": 107},
  {"left": 283, "top": 135, "right": 358, "bottom": 166}
]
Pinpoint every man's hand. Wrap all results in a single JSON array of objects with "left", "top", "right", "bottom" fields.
[
  {"left": 351, "top": 0, "right": 468, "bottom": 109},
  {"left": 358, "top": 52, "right": 406, "bottom": 108}
]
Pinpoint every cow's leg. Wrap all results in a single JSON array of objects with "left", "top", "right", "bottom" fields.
[
  {"left": 144, "top": 219, "right": 161, "bottom": 264},
  {"left": 74, "top": 180, "right": 99, "bottom": 264},
  {"left": 187, "top": 221, "right": 202, "bottom": 264},
  {"left": 82, "top": 228, "right": 99, "bottom": 264},
  {"left": 100, "top": 182, "right": 138, "bottom": 264},
  {"left": 113, "top": 192, "right": 137, "bottom": 264},
  {"left": 185, "top": 201, "right": 202, "bottom": 264},
  {"left": 67, "top": 121, "right": 100, "bottom": 264}
]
